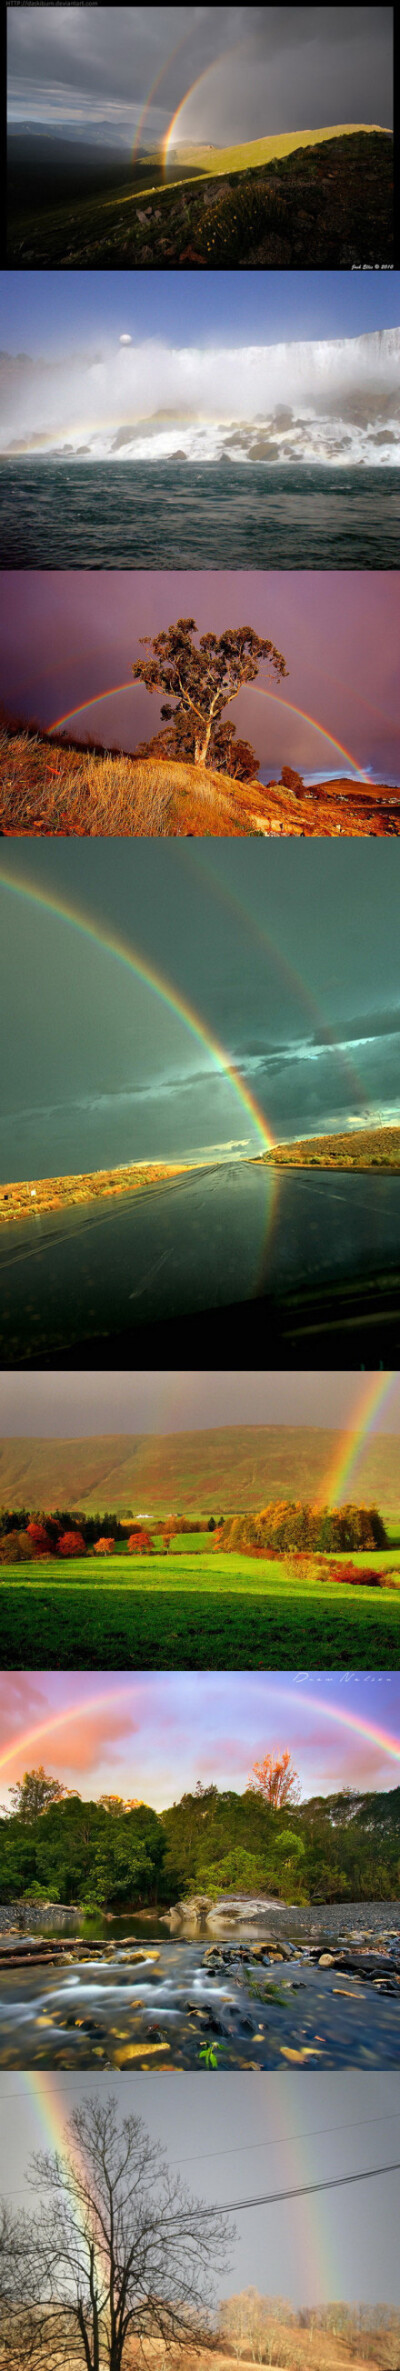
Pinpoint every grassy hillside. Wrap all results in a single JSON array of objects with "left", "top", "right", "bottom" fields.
[
  {"left": 7, "top": 128, "right": 392, "bottom": 267},
  {"left": 0, "top": 734, "right": 270, "bottom": 838},
  {"left": 1, "top": 1423, "right": 399, "bottom": 1517},
  {"left": 1, "top": 730, "right": 398, "bottom": 839},
  {"left": 258, "top": 1126, "right": 400, "bottom": 1170}
]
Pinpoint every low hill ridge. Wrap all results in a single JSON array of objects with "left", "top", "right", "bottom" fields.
[{"left": 0, "top": 1423, "right": 399, "bottom": 1515}]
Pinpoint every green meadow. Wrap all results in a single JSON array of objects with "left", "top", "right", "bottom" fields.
[{"left": 1, "top": 1544, "right": 399, "bottom": 1670}]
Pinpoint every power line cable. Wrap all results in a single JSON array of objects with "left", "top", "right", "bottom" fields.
[{"left": 169, "top": 2162, "right": 400, "bottom": 2223}]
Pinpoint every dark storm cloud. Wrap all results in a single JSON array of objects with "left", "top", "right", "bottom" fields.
[
  {"left": 8, "top": 7, "right": 393, "bottom": 140},
  {"left": 1, "top": 841, "right": 400, "bottom": 1177},
  {"left": 309, "top": 1009, "right": 400, "bottom": 1050}
]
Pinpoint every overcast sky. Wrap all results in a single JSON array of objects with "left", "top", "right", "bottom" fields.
[
  {"left": 1, "top": 572, "right": 398, "bottom": 785},
  {"left": 1, "top": 1369, "right": 399, "bottom": 1438},
  {"left": 1, "top": 2071, "right": 399, "bottom": 2309},
  {"left": 7, "top": 7, "right": 393, "bottom": 148},
  {"left": 1, "top": 1671, "right": 399, "bottom": 1806},
  {"left": 1, "top": 841, "right": 400, "bottom": 1176}
]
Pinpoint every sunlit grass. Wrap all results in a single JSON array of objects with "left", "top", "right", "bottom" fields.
[
  {"left": 2, "top": 1548, "right": 399, "bottom": 1670},
  {"left": 172, "top": 123, "right": 390, "bottom": 181}
]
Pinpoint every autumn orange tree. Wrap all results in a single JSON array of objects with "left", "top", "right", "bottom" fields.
[
  {"left": 131, "top": 617, "right": 288, "bottom": 769},
  {"left": 248, "top": 1751, "right": 300, "bottom": 1807}
]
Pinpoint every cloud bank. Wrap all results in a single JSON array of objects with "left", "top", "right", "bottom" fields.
[{"left": 7, "top": 6, "right": 393, "bottom": 144}]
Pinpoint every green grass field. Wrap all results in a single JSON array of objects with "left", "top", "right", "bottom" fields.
[
  {"left": 173, "top": 122, "right": 388, "bottom": 177},
  {"left": 1, "top": 1548, "right": 399, "bottom": 1669}
]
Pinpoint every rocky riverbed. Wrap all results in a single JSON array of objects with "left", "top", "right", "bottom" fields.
[{"left": 0, "top": 1914, "right": 399, "bottom": 2070}]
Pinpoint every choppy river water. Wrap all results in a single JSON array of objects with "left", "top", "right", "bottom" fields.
[{"left": 1, "top": 1914, "right": 399, "bottom": 2070}]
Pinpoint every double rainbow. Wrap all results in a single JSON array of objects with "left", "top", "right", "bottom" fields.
[{"left": 0, "top": 865, "right": 275, "bottom": 1154}]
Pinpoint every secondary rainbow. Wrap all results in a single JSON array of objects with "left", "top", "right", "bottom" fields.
[
  {"left": 315, "top": 1372, "right": 400, "bottom": 1508},
  {"left": 0, "top": 866, "right": 275, "bottom": 1153},
  {"left": 162, "top": 46, "right": 247, "bottom": 169},
  {"left": 21, "top": 2074, "right": 336, "bottom": 2295},
  {"left": 131, "top": 27, "right": 193, "bottom": 164}
]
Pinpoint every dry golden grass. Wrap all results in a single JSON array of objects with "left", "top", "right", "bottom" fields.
[
  {"left": 1, "top": 732, "right": 398, "bottom": 838},
  {"left": 257, "top": 1126, "right": 400, "bottom": 1170},
  {"left": 0, "top": 1159, "right": 192, "bottom": 1227},
  {"left": 129, "top": 2340, "right": 386, "bottom": 2371},
  {"left": 0, "top": 732, "right": 266, "bottom": 837}
]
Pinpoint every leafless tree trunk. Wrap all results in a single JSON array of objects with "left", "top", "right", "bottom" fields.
[{"left": 0, "top": 2097, "right": 233, "bottom": 2371}]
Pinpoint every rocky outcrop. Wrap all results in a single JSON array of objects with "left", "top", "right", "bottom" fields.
[{"left": 164, "top": 1893, "right": 284, "bottom": 1932}]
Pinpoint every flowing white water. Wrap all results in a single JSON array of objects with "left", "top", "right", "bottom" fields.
[{"left": 1, "top": 326, "right": 399, "bottom": 465}]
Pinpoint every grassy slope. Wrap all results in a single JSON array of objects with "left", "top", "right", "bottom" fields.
[
  {"left": 257, "top": 1126, "right": 400, "bottom": 1170},
  {"left": 1, "top": 734, "right": 398, "bottom": 840},
  {"left": 1, "top": 1550, "right": 399, "bottom": 1669},
  {"left": 0, "top": 738, "right": 270, "bottom": 838},
  {"left": 0, "top": 1161, "right": 191, "bottom": 1228},
  {"left": 1, "top": 1427, "right": 400, "bottom": 1515},
  {"left": 7, "top": 128, "right": 392, "bottom": 267},
  {"left": 174, "top": 124, "right": 390, "bottom": 174}
]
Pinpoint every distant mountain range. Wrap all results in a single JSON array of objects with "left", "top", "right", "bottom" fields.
[{"left": 0, "top": 1425, "right": 398, "bottom": 1515}]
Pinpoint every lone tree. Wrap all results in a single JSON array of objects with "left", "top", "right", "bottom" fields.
[
  {"left": 1, "top": 2094, "right": 233, "bottom": 2371},
  {"left": 134, "top": 707, "right": 261, "bottom": 784},
  {"left": 132, "top": 618, "right": 288, "bottom": 770},
  {"left": 248, "top": 1751, "right": 300, "bottom": 1808}
]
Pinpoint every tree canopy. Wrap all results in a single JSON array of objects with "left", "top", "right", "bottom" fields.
[
  {"left": 131, "top": 618, "right": 288, "bottom": 767},
  {"left": 0, "top": 2095, "right": 233, "bottom": 2371},
  {"left": 1, "top": 1770, "right": 400, "bottom": 1910}
]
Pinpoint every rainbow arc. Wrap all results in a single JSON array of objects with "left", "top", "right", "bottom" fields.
[
  {"left": 315, "top": 1373, "right": 400, "bottom": 1508},
  {"left": 0, "top": 868, "right": 275, "bottom": 1154}
]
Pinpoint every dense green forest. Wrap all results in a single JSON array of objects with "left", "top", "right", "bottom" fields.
[{"left": 1, "top": 1775, "right": 399, "bottom": 1907}]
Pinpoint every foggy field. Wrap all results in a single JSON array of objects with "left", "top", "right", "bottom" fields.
[
  {"left": 7, "top": 131, "right": 393, "bottom": 269},
  {"left": 2, "top": 1549, "right": 400, "bottom": 1670}
]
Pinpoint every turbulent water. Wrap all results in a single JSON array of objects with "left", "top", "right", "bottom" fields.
[
  {"left": 1, "top": 1164, "right": 400, "bottom": 1361},
  {"left": 0, "top": 1916, "right": 399, "bottom": 2071},
  {"left": 0, "top": 460, "right": 398, "bottom": 567},
  {"left": 2, "top": 323, "right": 399, "bottom": 457}
]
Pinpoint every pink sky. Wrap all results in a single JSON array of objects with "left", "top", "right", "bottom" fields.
[
  {"left": 0, "top": 1672, "right": 399, "bottom": 1809},
  {"left": 0, "top": 572, "right": 398, "bottom": 781}
]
